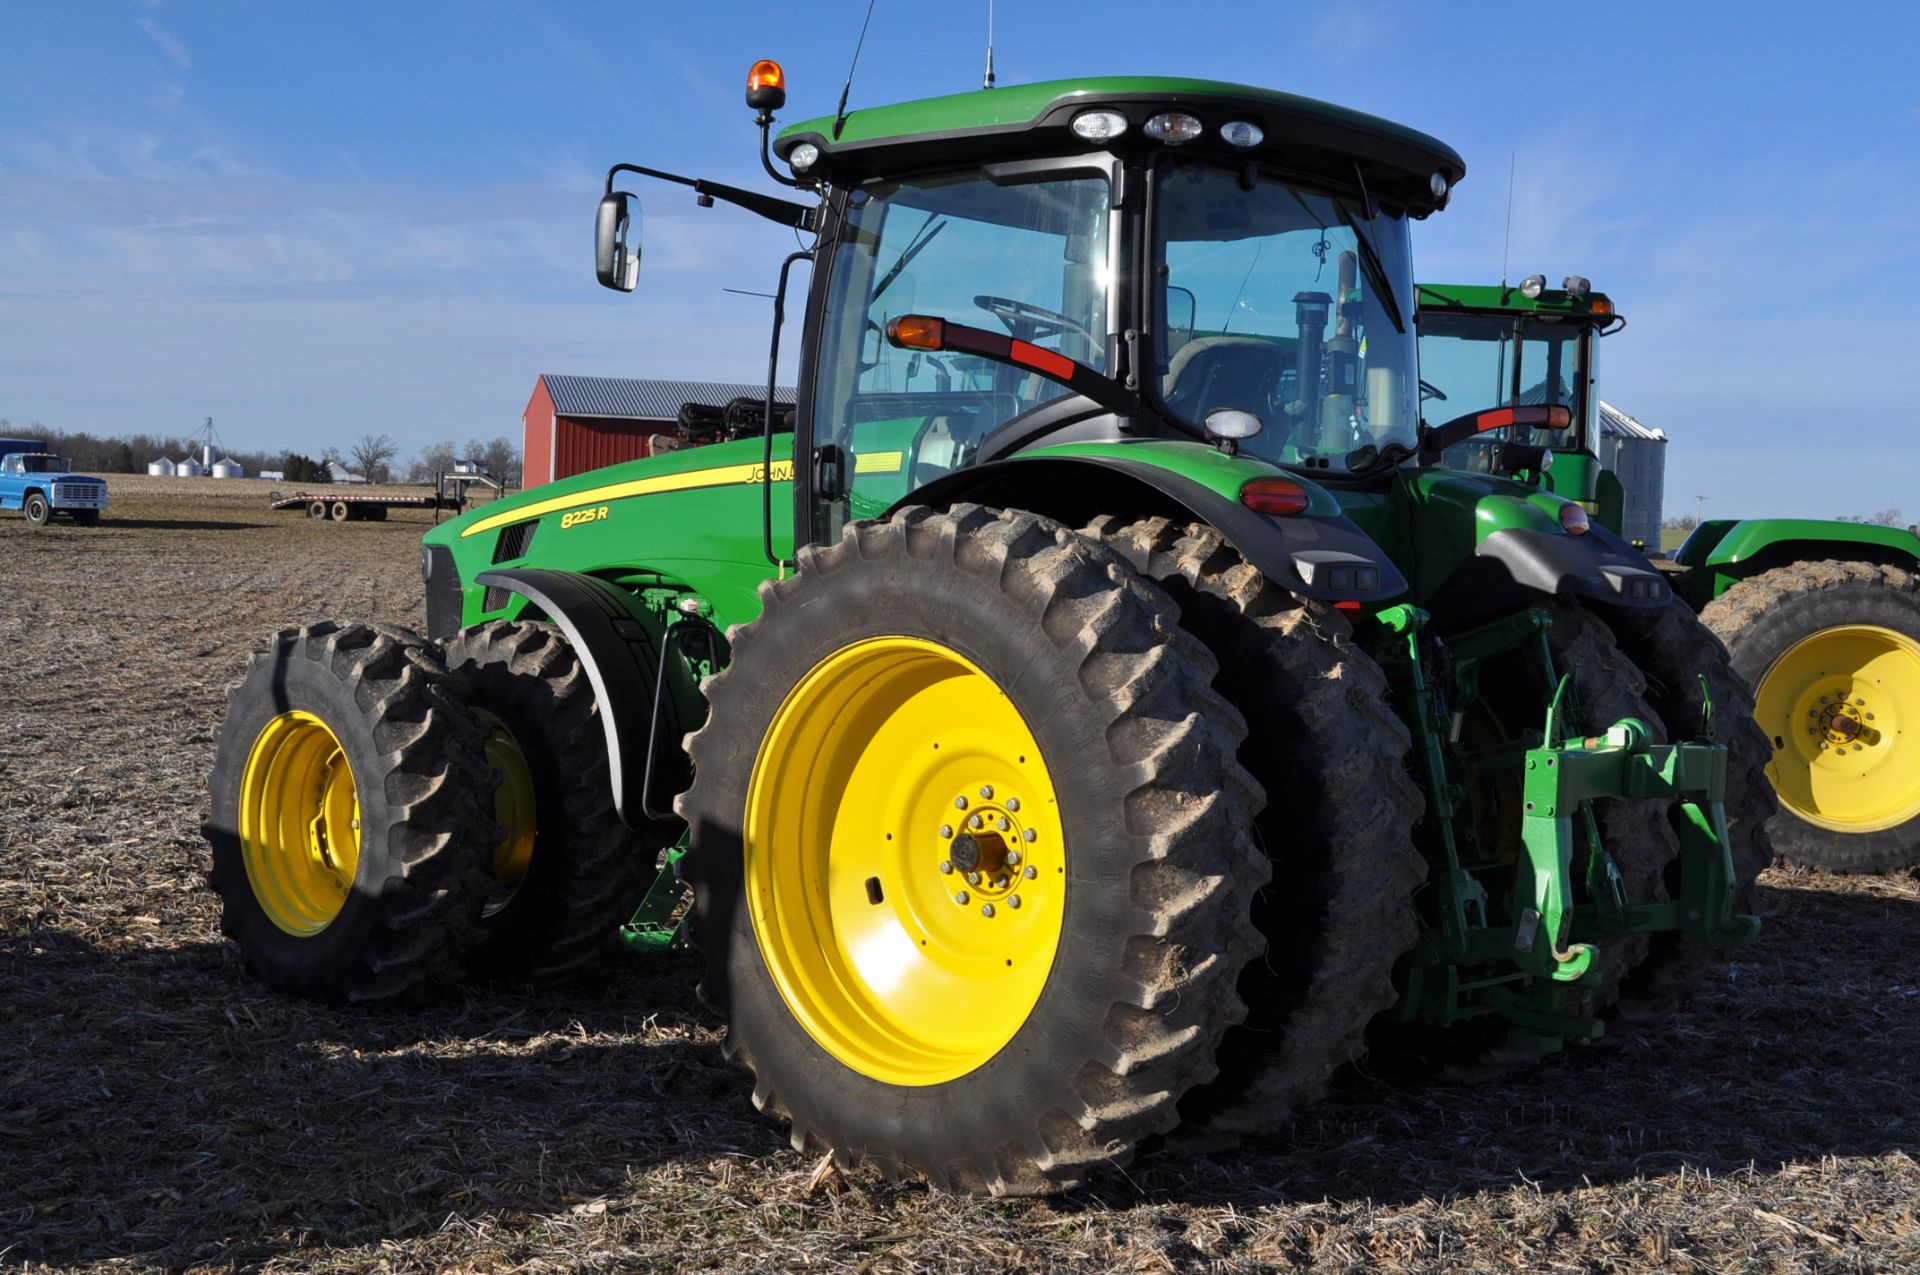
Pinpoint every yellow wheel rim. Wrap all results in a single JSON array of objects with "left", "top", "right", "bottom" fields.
[
  {"left": 1756, "top": 624, "right": 1920, "bottom": 832},
  {"left": 479, "top": 711, "right": 538, "bottom": 916},
  {"left": 744, "top": 636, "right": 1065, "bottom": 1086},
  {"left": 239, "top": 711, "right": 362, "bottom": 936}
]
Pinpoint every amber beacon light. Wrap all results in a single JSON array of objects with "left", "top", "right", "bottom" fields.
[{"left": 747, "top": 60, "right": 787, "bottom": 113}]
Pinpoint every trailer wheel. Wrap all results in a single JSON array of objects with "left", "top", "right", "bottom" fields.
[
  {"left": 1701, "top": 561, "right": 1911, "bottom": 872},
  {"left": 443, "top": 621, "right": 660, "bottom": 981},
  {"left": 205, "top": 622, "right": 498, "bottom": 1001},
  {"left": 679, "top": 504, "right": 1265, "bottom": 1194},
  {"left": 1084, "top": 515, "right": 1424, "bottom": 1137},
  {"left": 330, "top": 501, "right": 352, "bottom": 522},
  {"left": 22, "top": 491, "right": 50, "bottom": 526},
  {"left": 308, "top": 500, "right": 328, "bottom": 519}
]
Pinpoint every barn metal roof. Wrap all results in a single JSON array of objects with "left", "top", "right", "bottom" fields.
[{"left": 541, "top": 374, "right": 796, "bottom": 420}]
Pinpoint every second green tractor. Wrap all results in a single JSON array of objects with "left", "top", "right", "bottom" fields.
[{"left": 206, "top": 66, "right": 1773, "bottom": 1194}]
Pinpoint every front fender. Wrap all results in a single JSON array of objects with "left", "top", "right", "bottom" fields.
[
  {"left": 471, "top": 567, "right": 688, "bottom": 831},
  {"left": 895, "top": 455, "right": 1408, "bottom": 602}
]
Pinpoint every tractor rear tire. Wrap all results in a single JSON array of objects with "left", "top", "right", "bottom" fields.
[
  {"left": 1603, "top": 595, "right": 1776, "bottom": 1020},
  {"left": 205, "top": 622, "right": 499, "bottom": 1001},
  {"left": 1700, "top": 561, "right": 1918, "bottom": 873},
  {"left": 444, "top": 621, "right": 659, "bottom": 981},
  {"left": 1084, "top": 515, "right": 1424, "bottom": 1137},
  {"left": 23, "top": 492, "right": 50, "bottom": 526},
  {"left": 678, "top": 504, "right": 1266, "bottom": 1195}
]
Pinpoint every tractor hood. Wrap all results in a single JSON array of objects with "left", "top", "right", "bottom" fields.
[{"left": 1406, "top": 469, "right": 1667, "bottom": 623}]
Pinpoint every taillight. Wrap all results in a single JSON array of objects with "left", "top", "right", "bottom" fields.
[
  {"left": 1560, "top": 503, "right": 1590, "bottom": 535},
  {"left": 1240, "top": 478, "right": 1309, "bottom": 516}
]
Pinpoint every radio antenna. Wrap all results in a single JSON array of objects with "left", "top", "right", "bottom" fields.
[
  {"left": 1499, "top": 151, "right": 1516, "bottom": 291},
  {"left": 832, "top": 0, "right": 879, "bottom": 139},
  {"left": 984, "top": 0, "right": 996, "bottom": 89}
]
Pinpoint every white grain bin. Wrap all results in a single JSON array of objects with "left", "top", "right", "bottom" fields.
[
  {"left": 175, "top": 456, "right": 204, "bottom": 478},
  {"left": 211, "top": 458, "right": 245, "bottom": 479},
  {"left": 1596, "top": 400, "right": 1667, "bottom": 549},
  {"left": 146, "top": 457, "right": 175, "bottom": 476}
]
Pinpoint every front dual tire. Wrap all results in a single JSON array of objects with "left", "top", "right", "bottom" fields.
[{"left": 678, "top": 505, "right": 1268, "bottom": 1194}]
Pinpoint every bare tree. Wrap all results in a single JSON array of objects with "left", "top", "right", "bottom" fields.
[
  {"left": 349, "top": 433, "right": 400, "bottom": 484},
  {"left": 408, "top": 440, "right": 459, "bottom": 483},
  {"left": 463, "top": 435, "right": 522, "bottom": 488}
]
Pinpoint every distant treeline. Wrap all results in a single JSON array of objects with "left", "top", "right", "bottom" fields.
[{"left": 0, "top": 419, "right": 520, "bottom": 488}]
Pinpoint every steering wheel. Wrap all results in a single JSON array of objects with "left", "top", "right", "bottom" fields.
[{"left": 973, "top": 294, "right": 1098, "bottom": 348}]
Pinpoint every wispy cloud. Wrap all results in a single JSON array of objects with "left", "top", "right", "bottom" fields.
[{"left": 136, "top": 17, "right": 191, "bottom": 71}]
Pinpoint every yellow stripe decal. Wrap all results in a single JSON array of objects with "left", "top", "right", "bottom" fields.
[
  {"left": 462, "top": 459, "right": 794, "bottom": 538},
  {"left": 854, "top": 450, "right": 903, "bottom": 475}
]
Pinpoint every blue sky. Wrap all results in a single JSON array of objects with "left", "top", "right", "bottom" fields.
[{"left": 2, "top": 1, "right": 1916, "bottom": 518}]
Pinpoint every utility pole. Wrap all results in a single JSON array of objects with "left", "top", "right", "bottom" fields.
[{"left": 1694, "top": 494, "right": 1709, "bottom": 524}]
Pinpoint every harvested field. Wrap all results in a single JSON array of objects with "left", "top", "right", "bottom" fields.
[{"left": 3, "top": 475, "right": 1918, "bottom": 1273}]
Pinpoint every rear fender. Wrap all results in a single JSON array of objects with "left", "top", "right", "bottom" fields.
[
  {"left": 472, "top": 567, "right": 693, "bottom": 831},
  {"left": 895, "top": 456, "right": 1407, "bottom": 602}
]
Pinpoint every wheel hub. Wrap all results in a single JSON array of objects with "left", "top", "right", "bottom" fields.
[
  {"left": 744, "top": 636, "right": 1065, "bottom": 1086},
  {"left": 938, "top": 788, "right": 1040, "bottom": 912},
  {"left": 1759, "top": 623, "right": 1920, "bottom": 832}
]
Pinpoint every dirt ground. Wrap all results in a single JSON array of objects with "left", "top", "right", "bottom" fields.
[{"left": 3, "top": 476, "right": 1917, "bottom": 1273}]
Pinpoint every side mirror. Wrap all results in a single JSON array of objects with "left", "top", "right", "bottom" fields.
[{"left": 595, "top": 192, "right": 641, "bottom": 292}]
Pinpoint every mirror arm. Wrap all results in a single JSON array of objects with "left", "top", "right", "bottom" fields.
[{"left": 603, "top": 162, "right": 815, "bottom": 231}]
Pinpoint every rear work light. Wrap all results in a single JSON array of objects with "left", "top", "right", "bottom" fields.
[
  {"left": 1071, "top": 110, "right": 1129, "bottom": 142},
  {"left": 1144, "top": 112, "right": 1203, "bottom": 145},
  {"left": 1240, "top": 477, "right": 1309, "bottom": 516}
]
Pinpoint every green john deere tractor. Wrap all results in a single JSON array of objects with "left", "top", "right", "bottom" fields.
[
  {"left": 206, "top": 65, "right": 1772, "bottom": 1194},
  {"left": 1417, "top": 279, "right": 1920, "bottom": 873}
]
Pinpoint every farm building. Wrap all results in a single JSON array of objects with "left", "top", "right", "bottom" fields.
[
  {"left": 1596, "top": 399, "right": 1667, "bottom": 549},
  {"left": 523, "top": 374, "right": 797, "bottom": 487}
]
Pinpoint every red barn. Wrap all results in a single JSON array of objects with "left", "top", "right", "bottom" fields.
[{"left": 523, "top": 374, "right": 797, "bottom": 487}]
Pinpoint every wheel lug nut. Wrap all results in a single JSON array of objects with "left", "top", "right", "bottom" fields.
[
  {"left": 956, "top": 890, "right": 970, "bottom": 905},
  {"left": 1006, "top": 850, "right": 1021, "bottom": 866},
  {"left": 967, "top": 871, "right": 982, "bottom": 885},
  {"left": 981, "top": 903, "right": 995, "bottom": 917},
  {"left": 968, "top": 814, "right": 983, "bottom": 830},
  {"left": 1005, "top": 797, "right": 1020, "bottom": 812},
  {"left": 939, "top": 824, "right": 953, "bottom": 839},
  {"left": 1023, "top": 865, "right": 1037, "bottom": 879},
  {"left": 1856, "top": 698, "right": 1866, "bottom": 706},
  {"left": 939, "top": 860, "right": 953, "bottom": 874},
  {"left": 997, "top": 817, "right": 1011, "bottom": 831},
  {"left": 1008, "top": 894, "right": 1022, "bottom": 909},
  {"left": 979, "top": 785, "right": 994, "bottom": 799},
  {"left": 954, "top": 796, "right": 968, "bottom": 810},
  {"left": 1023, "top": 828, "right": 1038, "bottom": 842}
]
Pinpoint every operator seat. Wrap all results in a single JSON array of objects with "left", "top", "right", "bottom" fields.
[{"left": 1164, "top": 336, "right": 1287, "bottom": 422}]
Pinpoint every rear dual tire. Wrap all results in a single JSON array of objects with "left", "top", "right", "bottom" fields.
[{"left": 679, "top": 505, "right": 1267, "bottom": 1194}]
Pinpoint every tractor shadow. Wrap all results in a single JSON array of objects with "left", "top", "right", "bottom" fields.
[
  {"left": 1102, "top": 872, "right": 1920, "bottom": 1211},
  {"left": 0, "top": 929, "right": 777, "bottom": 1269},
  {"left": 91, "top": 517, "right": 273, "bottom": 531}
]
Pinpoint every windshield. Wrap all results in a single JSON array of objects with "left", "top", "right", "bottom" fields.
[
  {"left": 810, "top": 164, "right": 1113, "bottom": 542},
  {"left": 20, "top": 455, "right": 68, "bottom": 473},
  {"left": 1153, "top": 160, "right": 1417, "bottom": 472},
  {"left": 1417, "top": 310, "right": 1595, "bottom": 469}
]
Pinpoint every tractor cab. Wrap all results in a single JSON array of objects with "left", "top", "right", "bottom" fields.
[{"left": 1414, "top": 279, "right": 1624, "bottom": 522}]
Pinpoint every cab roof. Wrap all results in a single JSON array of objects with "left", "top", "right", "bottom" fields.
[
  {"left": 1416, "top": 282, "right": 1617, "bottom": 320},
  {"left": 776, "top": 76, "right": 1465, "bottom": 215}
]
